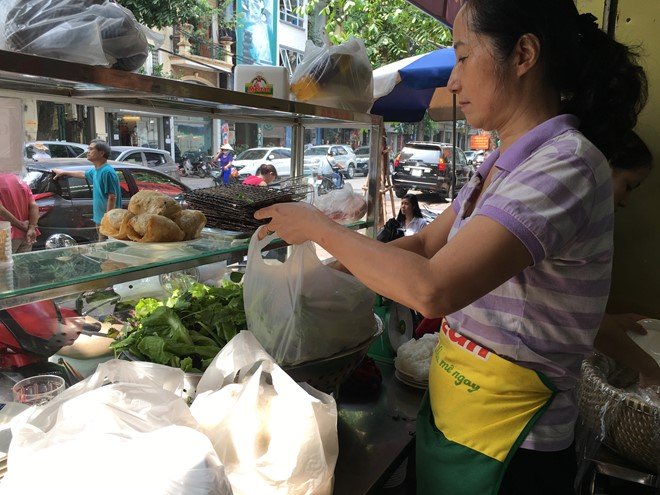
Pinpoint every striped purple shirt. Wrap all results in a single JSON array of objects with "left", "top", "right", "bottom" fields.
[{"left": 446, "top": 115, "right": 613, "bottom": 451}]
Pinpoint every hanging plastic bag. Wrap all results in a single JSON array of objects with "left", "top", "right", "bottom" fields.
[
  {"left": 314, "top": 183, "right": 368, "bottom": 224},
  {"left": 2, "top": 360, "right": 233, "bottom": 495},
  {"left": 0, "top": 0, "right": 163, "bottom": 70},
  {"left": 243, "top": 227, "right": 376, "bottom": 365},
  {"left": 290, "top": 38, "right": 373, "bottom": 113},
  {"left": 190, "top": 331, "right": 339, "bottom": 495}
]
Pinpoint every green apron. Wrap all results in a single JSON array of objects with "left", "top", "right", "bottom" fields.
[{"left": 416, "top": 320, "right": 556, "bottom": 494}]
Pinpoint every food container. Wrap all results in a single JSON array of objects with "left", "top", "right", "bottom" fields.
[{"left": 578, "top": 353, "right": 660, "bottom": 472}]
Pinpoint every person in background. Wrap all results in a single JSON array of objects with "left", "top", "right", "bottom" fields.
[
  {"left": 255, "top": 1, "right": 647, "bottom": 493},
  {"left": 214, "top": 144, "right": 234, "bottom": 185},
  {"left": 30, "top": 142, "right": 51, "bottom": 161},
  {"left": 242, "top": 163, "right": 278, "bottom": 186},
  {"left": 396, "top": 194, "right": 427, "bottom": 236},
  {"left": 593, "top": 130, "right": 659, "bottom": 386},
  {"left": 0, "top": 174, "right": 39, "bottom": 252},
  {"left": 52, "top": 139, "right": 121, "bottom": 241}
]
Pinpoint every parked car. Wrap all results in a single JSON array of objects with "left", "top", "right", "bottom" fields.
[
  {"left": 77, "top": 146, "right": 178, "bottom": 178},
  {"left": 353, "top": 145, "right": 370, "bottom": 176},
  {"left": 463, "top": 150, "right": 485, "bottom": 166},
  {"left": 391, "top": 142, "right": 474, "bottom": 201},
  {"left": 22, "top": 159, "right": 191, "bottom": 248},
  {"left": 304, "top": 145, "right": 358, "bottom": 179},
  {"left": 25, "top": 141, "right": 87, "bottom": 160},
  {"left": 232, "top": 147, "right": 292, "bottom": 179}
]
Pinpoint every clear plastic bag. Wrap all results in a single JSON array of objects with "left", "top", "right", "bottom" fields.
[
  {"left": 290, "top": 38, "right": 373, "bottom": 113},
  {"left": 0, "top": 0, "right": 162, "bottom": 70},
  {"left": 314, "top": 183, "right": 367, "bottom": 224},
  {"left": 2, "top": 360, "right": 233, "bottom": 495},
  {"left": 190, "top": 331, "right": 339, "bottom": 495},
  {"left": 243, "top": 227, "right": 376, "bottom": 365}
]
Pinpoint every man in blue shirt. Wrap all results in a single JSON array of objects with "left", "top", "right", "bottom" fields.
[{"left": 53, "top": 139, "right": 122, "bottom": 240}]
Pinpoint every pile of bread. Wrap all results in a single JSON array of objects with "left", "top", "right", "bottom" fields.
[{"left": 100, "top": 191, "right": 206, "bottom": 243}]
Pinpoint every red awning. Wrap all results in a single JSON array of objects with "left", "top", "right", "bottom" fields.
[{"left": 407, "top": 0, "right": 462, "bottom": 28}]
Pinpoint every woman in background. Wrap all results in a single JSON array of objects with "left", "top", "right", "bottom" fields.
[
  {"left": 242, "top": 163, "right": 278, "bottom": 186},
  {"left": 396, "top": 194, "right": 427, "bottom": 236},
  {"left": 214, "top": 144, "right": 234, "bottom": 185}
]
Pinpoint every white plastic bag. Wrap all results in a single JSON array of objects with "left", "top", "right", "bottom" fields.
[
  {"left": 243, "top": 227, "right": 376, "bottom": 365},
  {"left": 2, "top": 360, "right": 232, "bottom": 495},
  {"left": 1, "top": 0, "right": 163, "bottom": 70},
  {"left": 190, "top": 331, "right": 339, "bottom": 495},
  {"left": 314, "top": 183, "right": 368, "bottom": 224},
  {"left": 290, "top": 38, "right": 373, "bottom": 113}
]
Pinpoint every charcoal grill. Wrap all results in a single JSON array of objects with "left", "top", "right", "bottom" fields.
[{"left": 185, "top": 178, "right": 312, "bottom": 232}]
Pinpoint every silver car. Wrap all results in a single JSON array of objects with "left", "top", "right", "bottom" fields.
[
  {"left": 25, "top": 141, "right": 87, "bottom": 160},
  {"left": 304, "top": 145, "right": 358, "bottom": 179},
  {"left": 77, "top": 146, "right": 178, "bottom": 178}
]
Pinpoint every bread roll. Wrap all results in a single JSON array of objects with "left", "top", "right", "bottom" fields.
[
  {"left": 99, "top": 209, "right": 134, "bottom": 239},
  {"left": 125, "top": 213, "right": 185, "bottom": 243},
  {"left": 173, "top": 209, "right": 206, "bottom": 240},
  {"left": 128, "top": 190, "right": 182, "bottom": 218}
]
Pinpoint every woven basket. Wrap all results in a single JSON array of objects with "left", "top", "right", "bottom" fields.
[{"left": 578, "top": 354, "right": 660, "bottom": 472}]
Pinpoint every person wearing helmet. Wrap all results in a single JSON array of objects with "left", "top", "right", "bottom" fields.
[{"left": 214, "top": 143, "right": 234, "bottom": 185}]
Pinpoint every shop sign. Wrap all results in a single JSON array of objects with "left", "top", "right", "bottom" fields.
[{"left": 470, "top": 134, "right": 490, "bottom": 150}]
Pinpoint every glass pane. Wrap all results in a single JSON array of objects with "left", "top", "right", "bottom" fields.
[
  {"left": 116, "top": 171, "right": 132, "bottom": 197},
  {"left": 67, "top": 177, "right": 92, "bottom": 199}
]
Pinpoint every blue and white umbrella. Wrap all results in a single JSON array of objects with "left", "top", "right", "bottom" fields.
[{"left": 371, "top": 47, "right": 463, "bottom": 122}]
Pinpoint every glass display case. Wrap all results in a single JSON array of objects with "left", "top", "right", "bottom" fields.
[{"left": 0, "top": 49, "right": 383, "bottom": 310}]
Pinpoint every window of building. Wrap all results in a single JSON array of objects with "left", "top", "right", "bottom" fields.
[
  {"left": 279, "top": 0, "right": 304, "bottom": 27},
  {"left": 279, "top": 47, "right": 304, "bottom": 76}
]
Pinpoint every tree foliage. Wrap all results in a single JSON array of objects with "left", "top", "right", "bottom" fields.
[
  {"left": 303, "top": 0, "right": 452, "bottom": 69},
  {"left": 118, "top": 0, "right": 220, "bottom": 29}
]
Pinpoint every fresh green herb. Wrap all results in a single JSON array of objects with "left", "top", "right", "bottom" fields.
[{"left": 110, "top": 281, "right": 246, "bottom": 372}]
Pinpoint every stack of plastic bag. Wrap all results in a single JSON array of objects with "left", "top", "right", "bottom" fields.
[
  {"left": 190, "top": 331, "right": 339, "bottom": 495},
  {"left": 1, "top": 360, "right": 232, "bottom": 495}
]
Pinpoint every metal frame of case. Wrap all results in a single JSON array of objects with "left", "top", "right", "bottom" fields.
[{"left": 0, "top": 49, "right": 383, "bottom": 310}]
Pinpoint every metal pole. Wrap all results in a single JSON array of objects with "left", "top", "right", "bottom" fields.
[
  {"left": 366, "top": 124, "right": 382, "bottom": 238},
  {"left": 452, "top": 93, "right": 457, "bottom": 195},
  {"left": 291, "top": 120, "right": 304, "bottom": 177}
]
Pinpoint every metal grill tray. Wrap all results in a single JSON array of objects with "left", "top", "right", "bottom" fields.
[{"left": 185, "top": 179, "right": 311, "bottom": 232}]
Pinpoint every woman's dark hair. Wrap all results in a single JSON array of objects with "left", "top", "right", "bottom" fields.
[
  {"left": 462, "top": 0, "right": 648, "bottom": 160},
  {"left": 397, "top": 194, "right": 423, "bottom": 224},
  {"left": 255, "top": 163, "right": 278, "bottom": 178},
  {"left": 609, "top": 130, "right": 653, "bottom": 171}
]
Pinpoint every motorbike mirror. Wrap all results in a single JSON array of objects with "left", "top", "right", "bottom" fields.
[{"left": 45, "top": 234, "right": 77, "bottom": 249}]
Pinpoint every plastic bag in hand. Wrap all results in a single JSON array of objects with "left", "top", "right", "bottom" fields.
[
  {"left": 290, "top": 38, "right": 373, "bottom": 113},
  {"left": 1, "top": 0, "right": 163, "bottom": 70},
  {"left": 190, "top": 331, "right": 338, "bottom": 495},
  {"left": 2, "top": 360, "right": 232, "bottom": 495},
  {"left": 243, "top": 227, "right": 376, "bottom": 365}
]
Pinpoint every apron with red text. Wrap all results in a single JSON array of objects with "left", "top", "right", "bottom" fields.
[{"left": 416, "top": 319, "right": 556, "bottom": 494}]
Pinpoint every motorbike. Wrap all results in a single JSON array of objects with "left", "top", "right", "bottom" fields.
[
  {"left": 178, "top": 151, "right": 213, "bottom": 178},
  {"left": 316, "top": 165, "right": 345, "bottom": 196}
]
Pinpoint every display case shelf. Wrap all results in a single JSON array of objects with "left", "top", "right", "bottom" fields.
[
  {"left": 0, "top": 222, "right": 369, "bottom": 309},
  {"left": 0, "top": 49, "right": 382, "bottom": 310}
]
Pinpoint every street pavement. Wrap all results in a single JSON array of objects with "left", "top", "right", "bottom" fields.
[{"left": 179, "top": 175, "right": 452, "bottom": 219}]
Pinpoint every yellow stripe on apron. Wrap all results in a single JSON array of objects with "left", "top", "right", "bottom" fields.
[{"left": 416, "top": 319, "right": 556, "bottom": 495}]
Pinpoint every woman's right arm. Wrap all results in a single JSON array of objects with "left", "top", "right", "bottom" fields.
[{"left": 389, "top": 206, "right": 456, "bottom": 258}]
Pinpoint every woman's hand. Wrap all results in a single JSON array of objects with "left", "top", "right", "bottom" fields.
[{"left": 254, "top": 202, "right": 330, "bottom": 245}]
